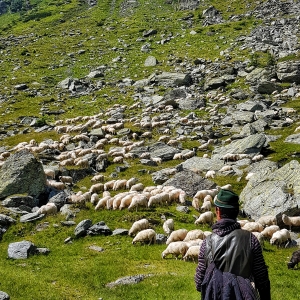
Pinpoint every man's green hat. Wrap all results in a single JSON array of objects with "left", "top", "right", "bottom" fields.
[{"left": 214, "top": 189, "right": 239, "bottom": 209}]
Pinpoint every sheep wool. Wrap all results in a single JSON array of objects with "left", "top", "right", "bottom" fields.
[
  {"left": 162, "top": 241, "right": 189, "bottom": 259},
  {"left": 132, "top": 229, "right": 156, "bottom": 245},
  {"left": 128, "top": 219, "right": 149, "bottom": 237}
]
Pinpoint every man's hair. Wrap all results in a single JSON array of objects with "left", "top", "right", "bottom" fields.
[{"left": 218, "top": 206, "right": 239, "bottom": 219}]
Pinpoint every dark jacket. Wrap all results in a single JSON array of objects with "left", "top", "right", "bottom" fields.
[{"left": 195, "top": 219, "right": 271, "bottom": 300}]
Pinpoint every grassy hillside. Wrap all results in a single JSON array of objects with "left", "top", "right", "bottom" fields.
[{"left": 0, "top": 0, "right": 300, "bottom": 299}]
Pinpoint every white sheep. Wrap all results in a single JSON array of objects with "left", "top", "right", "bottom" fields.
[
  {"left": 95, "top": 195, "right": 111, "bottom": 210},
  {"left": 44, "top": 168, "right": 55, "bottom": 179},
  {"left": 282, "top": 214, "right": 300, "bottom": 231},
  {"left": 200, "top": 200, "right": 212, "bottom": 212},
  {"left": 119, "top": 192, "right": 137, "bottom": 210},
  {"left": 126, "top": 177, "right": 138, "bottom": 189},
  {"left": 128, "top": 194, "right": 148, "bottom": 211},
  {"left": 237, "top": 219, "right": 250, "bottom": 227},
  {"left": 219, "top": 165, "right": 233, "bottom": 173},
  {"left": 166, "top": 229, "right": 188, "bottom": 245},
  {"left": 194, "top": 211, "right": 214, "bottom": 226},
  {"left": 128, "top": 218, "right": 150, "bottom": 237},
  {"left": 152, "top": 157, "right": 162, "bottom": 164},
  {"left": 242, "top": 222, "right": 264, "bottom": 233},
  {"left": 183, "top": 229, "right": 205, "bottom": 241},
  {"left": 113, "top": 179, "right": 127, "bottom": 191},
  {"left": 162, "top": 241, "right": 189, "bottom": 259},
  {"left": 59, "top": 176, "right": 73, "bottom": 185},
  {"left": 183, "top": 245, "right": 201, "bottom": 262},
  {"left": 37, "top": 203, "right": 57, "bottom": 215},
  {"left": 205, "top": 170, "right": 216, "bottom": 179},
  {"left": 91, "top": 174, "right": 105, "bottom": 182},
  {"left": 132, "top": 229, "right": 156, "bottom": 245},
  {"left": 90, "top": 193, "right": 99, "bottom": 205},
  {"left": 104, "top": 180, "right": 116, "bottom": 191},
  {"left": 148, "top": 193, "right": 167, "bottom": 207},
  {"left": 261, "top": 225, "right": 280, "bottom": 240},
  {"left": 257, "top": 215, "right": 277, "bottom": 227},
  {"left": 163, "top": 219, "right": 174, "bottom": 236},
  {"left": 270, "top": 228, "right": 291, "bottom": 248},
  {"left": 130, "top": 183, "right": 145, "bottom": 192},
  {"left": 46, "top": 179, "right": 65, "bottom": 191},
  {"left": 89, "top": 183, "right": 104, "bottom": 194}
]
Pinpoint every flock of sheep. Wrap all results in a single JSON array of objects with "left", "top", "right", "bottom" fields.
[{"left": 1, "top": 101, "right": 300, "bottom": 268}]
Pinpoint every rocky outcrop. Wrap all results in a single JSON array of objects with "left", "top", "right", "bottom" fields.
[
  {"left": 0, "top": 150, "right": 46, "bottom": 200},
  {"left": 241, "top": 160, "right": 300, "bottom": 223}
]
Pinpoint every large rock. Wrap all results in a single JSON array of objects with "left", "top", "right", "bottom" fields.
[
  {"left": 0, "top": 150, "right": 46, "bottom": 200},
  {"left": 162, "top": 169, "right": 216, "bottom": 197},
  {"left": 276, "top": 61, "right": 300, "bottom": 83},
  {"left": 148, "top": 142, "right": 179, "bottom": 161},
  {"left": 8, "top": 241, "right": 37, "bottom": 259},
  {"left": 212, "top": 133, "right": 267, "bottom": 160},
  {"left": 240, "top": 160, "right": 300, "bottom": 223}
]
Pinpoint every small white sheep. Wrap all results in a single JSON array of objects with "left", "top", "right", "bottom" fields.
[
  {"left": 270, "top": 229, "right": 291, "bottom": 248},
  {"left": 113, "top": 179, "right": 127, "bottom": 191},
  {"left": 46, "top": 180, "right": 65, "bottom": 191},
  {"left": 242, "top": 222, "right": 264, "bottom": 233},
  {"left": 44, "top": 168, "right": 55, "bottom": 179},
  {"left": 166, "top": 229, "right": 188, "bottom": 245},
  {"left": 183, "top": 245, "right": 201, "bottom": 262},
  {"left": 205, "top": 170, "right": 216, "bottom": 179},
  {"left": 119, "top": 192, "right": 137, "bottom": 210},
  {"left": 104, "top": 180, "right": 116, "bottom": 191},
  {"left": 162, "top": 241, "right": 189, "bottom": 259},
  {"left": 200, "top": 200, "right": 212, "bottom": 212},
  {"left": 128, "top": 194, "right": 148, "bottom": 211},
  {"left": 37, "top": 203, "right": 57, "bottom": 215},
  {"left": 126, "top": 177, "right": 138, "bottom": 189},
  {"left": 282, "top": 214, "right": 300, "bottom": 231},
  {"left": 132, "top": 229, "right": 156, "bottom": 245},
  {"left": 90, "top": 193, "right": 99, "bottom": 205},
  {"left": 148, "top": 193, "right": 168, "bottom": 207},
  {"left": 261, "top": 225, "right": 280, "bottom": 240},
  {"left": 183, "top": 229, "right": 205, "bottom": 241},
  {"left": 95, "top": 196, "right": 111, "bottom": 210},
  {"left": 257, "top": 215, "right": 277, "bottom": 227},
  {"left": 163, "top": 219, "right": 174, "bottom": 236},
  {"left": 91, "top": 174, "right": 105, "bottom": 182},
  {"left": 89, "top": 183, "right": 104, "bottom": 194},
  {"left": 59, "top": 176, "right": 73, "bottom": 185},
  {"left": 130, "top": 183, "right": 145, "bottom": 192},
  {"left": 128, "top": 218, "right": 149, "bottom": 237},
  {"left": 194, "top": 211, "right": 214, "bottom": 226}
]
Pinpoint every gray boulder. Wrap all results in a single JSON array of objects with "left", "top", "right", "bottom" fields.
[
  {"left": 8, "top": 241, "right": 37, "bottom": 259},
  {"left": 241, "top": 160, "right": 300, "bottom": 223},
  {"left": 285, "top": 133, "right": 300, "bottom": 144},
  {"left": 150, "top": 72, "right": 192, "bottom": 87},
  {"left": 162, "top": 169, "right": 216, "bottom": 197},
  {"left": 0, "top": 150, "right": 46, "bottom": 200},
  {"left": 74, "top": 219, "right": 92, "bottom": 237},
  {"left": 20, "top": 212, "right": 45, "bottom": 223},
  {"left": 0, "top": 214, "right": 16, "bottom": 226},
  {"left": 1, "top": 195, "right": 37, "bottom": 208},
  {"left": 212, "top": 133, "right": 267, "bottom": 160},
  {"left": 148, "top": 142, "right": 179, "bottom": 161},
  {"left": 276, "top": 61, "right": 300, "bottom": 83},
  {"left": 87, "top": 221, "right": 112, "bottom": 236},
  {"left": 0, "top": 291, "right": 10, "bottom": 300}
]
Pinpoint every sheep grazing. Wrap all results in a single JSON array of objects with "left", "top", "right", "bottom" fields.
[
  {"left": 242, "top": 222, "right": 264, "bottom": 233},
  {"left": 162, "top": 241, "right": 189, "bottom": 259},
  {"left": 132, "top": 229, "right": 156, "bottom": 245},
  {"left": 128, "top": 218, "right": 149, "bottom": 237},
  {"left": 183, "top": 229, "right": 205, "bottom": 242},
  {"left": 257, "top": 215, "right": 277, "bottom": 227},
  {"left": 95, "top": 195, "right": 111, "bottom": 210},
  {"left": 128, "top": 194, "right": 148, "bottom": 211},
  {"left": 200, "top": 200, "right": 212, "bottom": 212},
  {"left": 166, "top": 229, "right": 188, "bottom": 245},
  {"left": 119, "top": 192, "right": 137, "bottom": 210},
  {"left": 287, "top": 249, "right": 300, "bottom": 269},
  {"left": 37, "top": 203, "right": 57, "bottom": 215},
  {"left": 91, "top": 174, "right": 105, "bottom": 182},
  {"left": 194, "top": 211, "right": 214, "bottom": 226},
  {"left": 130, "top": 183, "right": 145, "bottom": 192},
  {"left": 261, "top": 225, "right": 280, "bottom": 240},
  {"left": 148, "top": 193, "right": 169, "bottom": 207},
  {"left": 44, "top": 168, "right": 55, "bottom": 179},
  {"left": 59, "top": 176, "right": 73, "bottom": 185},
  {"left": 126, "top": 177, "right": 138, "bottom": 189},
  {"left": 90, "top": 193, "right": 99, "bottom": 205},
  {"left": 282, "top": 214, "right": 300, "bottom": 231},
  {"left": 89, "top": 183, "right": 104, "bottom": 194},
  {"left": 183, "top": 245, "right": 201, "bottom": 262},
  {"left": 163, "top": 219, "right": 174, "bottom": 236},
  {"left": 46, "top": 179, "right": 65, "bottom": 191},
  {"left": 205, "top": 170, "right": 216, "bottom": 179},
  {"left": 113, "top": 179, "right": 127, "bottom": 191},
  {"left": 270, "top": 228, "right": 291, "bottom": 248}
]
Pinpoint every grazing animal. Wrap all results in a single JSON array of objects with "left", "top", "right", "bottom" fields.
[{"left": 287, "top": 249, "right": 300, "bottom": 269}]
